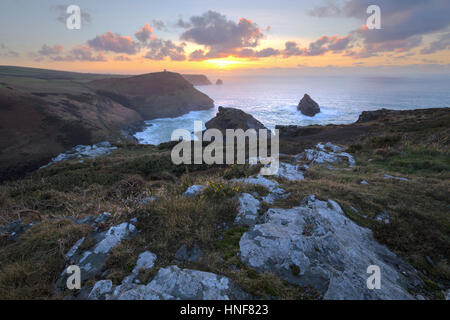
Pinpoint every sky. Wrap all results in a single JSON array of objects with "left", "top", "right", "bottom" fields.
[{"left": 0, "top": 0, "right": 450, "bottom": 77}]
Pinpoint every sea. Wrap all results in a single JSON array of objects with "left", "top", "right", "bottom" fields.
[{"left": 134, "top": 75, "right": 450, "bottom": 145}]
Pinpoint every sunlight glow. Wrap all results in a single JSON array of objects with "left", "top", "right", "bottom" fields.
[{"left": 205, "top": 58, "right": 248, "bottom": 69}]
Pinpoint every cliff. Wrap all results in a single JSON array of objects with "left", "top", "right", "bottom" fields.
[
  {"left": 89, "top": 72, "right": 214, "bottom": 119},
  {"left": 0, "top": 86, "right": 142, "bottom": 180},
  {"left": 0, "top": 67, "right": 214, "bottom": 180}
]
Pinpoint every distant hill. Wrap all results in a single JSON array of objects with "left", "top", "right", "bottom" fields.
[
  {"left": 89, "top": 72, "right": 214, "bottom": 119},
  {"left": 0, "top": 66, "right": 214, "bottom": 180},
  {"left": 182, "top": 74, "right": 212, "bottom": 86},
  {"left": 0, "top": 65, "right": 125, "bottom": 81}
]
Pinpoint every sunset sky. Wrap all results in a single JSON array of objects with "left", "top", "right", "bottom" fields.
[{"left": 1, "top": 0, "right": 450, "bottom": 77}]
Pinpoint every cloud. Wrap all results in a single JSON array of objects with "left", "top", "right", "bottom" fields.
[
  {"left": 232, "top": 47, "right": 280, "bottom": 59},
  {"left": 87, "top": 32, "right": 138, "bottom": 54},
  {"left": 309, "top": 0, "right": 342, "bottom": 17},
  {"left": 344, "top": 34, "right": 423, "bottom": 58},
  {"left": 33, "top": 45, "right": 106, "bottom": 62},
  {"left": 0, "top": 44, "right": 19, "bottom": 57},
  {"left": 282, "top": 35, "right": 351, "bottom": 58},
  {"left": 114, "top": 55, "right": 132, "bottom": 61},
  {"left": 421, "top": 33, "right": 450, "bottom": 54},
  {"left": 152, "top": 20, "right": 168, "bottom": 31},
  {"left": 175, "top": 18, "right": 192, "bottom": 29},
  {"left": 191, "top": 47, "right": 280, "bottom": 60},
  {"left": 188, "top": 49, "right": 207, "bottom": 61},
  {"left": 422, "top": 58, "right": 438, "bottom": 64},
  {"left": 178, "top": 10, "right": 350, "bottom": 61},
  {"left": 144, "top": 39, "right": 186, "bottom": 61},
  {"left": 283, "top": 41, "right": 305, "bottom": 57},
  {"left": 51, "top": 5, "right": 92, "bottom": 25},
  {"left": 63, "top": 45, "right": 107, "bottom": 61},
  {"left": 310, "top": 0, "right": 450, "bottom": 57},
  {"left": 134, "top": 24, "right": 154, "bottom": 43},
  {"left": 307, "top": 35, "right": 351, "bottom": 55},
  {"left": 179, "top": 10, "right": 265, "bottom": 60},
  {"left": 38, "top": 44, "right": 64, "bottom": 56}
]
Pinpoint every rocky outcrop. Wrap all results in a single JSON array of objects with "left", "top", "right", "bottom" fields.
[
  {"left": 216, "top": 79, "right": 223, "bottom": 85},
  {"left": 90, "top": 265, "right": 249, "bottom": 300},
  {"left": 205, "top": 106, "right": 267, "bottom": 133},
  {"left": 383, "top": 174, "right": 408, "bottom": 181},
  {"left": 89, "top": 72, "right": 214, "bottom": 120},
  {"left": 183, "top": 185, "right": 206, "bottom": 197},
  {"left": 297, "top": 94, "right": 320, "bottom": 116},
  {"left": 56, "top": 221, "right": 137, "bottom": 289},
  {"left": 239, "top": 195, "right": 423, "bottom": 299},
  {"left": 235, "top": 193, "right": 261, "bottom": 226},
  {"left": 357, "top": 108, "right": 391, "bottom": 122},
  {"left": 182, "top": 74, "right": 212, "bottom": 86},
  {"left": 296, "top": 142, "right": 355, "bottom": 168},
  {"left": 122, "top": 251, "right": 157, "bottom": 284},
  {"left": 41, "top": 141, "right": 117, "bottom": 168},
  {"left": 234, "top": 175, "right": 287, "bottom": 204},
  {"left": 0, "top": 219, "right": 34, "bottom": 242},
  {"left": 274, "top": 162, "right": 305, "bottom": 181}
]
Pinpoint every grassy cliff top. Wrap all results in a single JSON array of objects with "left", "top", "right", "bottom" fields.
[{"left": 0, "top": 107, "right": 448, "bottom": 299}]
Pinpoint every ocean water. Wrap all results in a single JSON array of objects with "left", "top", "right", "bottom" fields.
[{"left": 135, "top": 75, "right": 450, "bottom": 145}]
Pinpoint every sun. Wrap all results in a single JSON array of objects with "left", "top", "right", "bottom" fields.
[{"left": 205, "top": 58, "right": 248, "bottom": 69}]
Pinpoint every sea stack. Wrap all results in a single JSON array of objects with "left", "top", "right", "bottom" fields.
[
  {"left": 216, "top": 79, "right": 223, "bottom": 85},
  {"left": 205, "top": 106, "right": 266, "bottom": 133},
  {"left": 298, "top": 94, "right": 320, "bottom": 116}
]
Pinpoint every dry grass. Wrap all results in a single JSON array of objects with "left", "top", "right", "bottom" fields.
[
  {"left": 0, "top": 108, "right": 448, "bottom": 299},
  {"left": 0, "top": 220, "right": 92, "bottom": 299}
]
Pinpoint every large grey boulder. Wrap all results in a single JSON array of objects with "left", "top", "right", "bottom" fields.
[
  {"left": 88, "top": 280, "right": 113, "bottom": 300},
  {"left": 239, "top": 195, "right": 422, "bottom": 300},
  {"left": 58, "top": 221, "right": 137, "bottom": 287},
  {"left": 234, "top": 175, "right": 287, "bottom": 204},
  {"left": 274, "top": 162, "right": 305, "bottom": 181},
  {"left": 183, "top": 185, "right": 206, "bottom": 197},
  {"left": 297, "top": 142, "right": 355, "bottom": 168},
  {"left": 97, "top": 266, "right": 249, "bottom": 300},
  {"left": 122, "top": 251, "right": 157, "bottom": 284},
  {"left": 297, "top": 94, "right": 320, "bottom": 116},
  {"left": 235, "top": 193, "right": 261, "bottom": 226}
]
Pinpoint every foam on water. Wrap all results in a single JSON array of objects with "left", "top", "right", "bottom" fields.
[{"left": 134, "top": 108, "right": 217, "bottom": 145}]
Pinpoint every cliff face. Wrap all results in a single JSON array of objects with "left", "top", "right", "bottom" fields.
[
  {"left": 0, "top": 68, "right": 214, "bottom": 180},
  {"left": 182, "top": 74, "right": 212, "bottom": 86},
  {"left": 89, "top": 72, "right": 214, "bottom": 119},
  {"left": 0, "top": 87, "right": 143, "bottom": 180}
]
